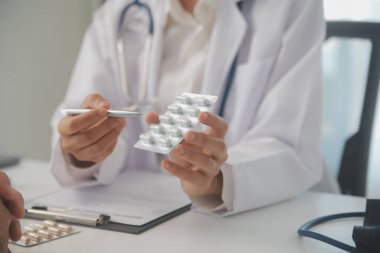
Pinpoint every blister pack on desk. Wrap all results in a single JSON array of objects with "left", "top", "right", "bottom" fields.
[
  {"left": 134, "top": 93, "right": 218, "bottom": 154},
  {"left": 10, "top": 220, "right": 79, "bottom": 247}
]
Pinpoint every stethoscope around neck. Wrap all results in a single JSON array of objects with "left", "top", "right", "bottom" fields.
[
  {"left": 116, "top": 0, "right": 155, "bottom": 112},
  {"left": 116, "top": 0, "right": 241, "bottom": 116}
]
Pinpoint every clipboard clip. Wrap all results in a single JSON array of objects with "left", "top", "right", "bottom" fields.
[{"left": 25, "top": 206, "right": 110, "bottom": 227}]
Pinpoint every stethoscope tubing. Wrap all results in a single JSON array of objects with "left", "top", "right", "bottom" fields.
[
  {"left": 118, "top": 0, "right": 154, "bottom": 34},
  {"left": 298, "top": 212, "right": 365, "bottom": 253},
  {"left": 117, "top": 0, "right": 155, "bottom": 109}
]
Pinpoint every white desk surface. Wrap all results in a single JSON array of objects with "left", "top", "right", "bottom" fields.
[{"left": 2, "top": 160, "right": 366, "bottom": 253}]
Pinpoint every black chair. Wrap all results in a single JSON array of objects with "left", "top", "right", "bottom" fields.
[{"left": 325, "top": 21, "right": 380, "bottom": 196}]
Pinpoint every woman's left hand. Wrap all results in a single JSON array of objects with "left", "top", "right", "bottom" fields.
[{"left": 146, "top": 112, "right": 229, "bottom": 198}]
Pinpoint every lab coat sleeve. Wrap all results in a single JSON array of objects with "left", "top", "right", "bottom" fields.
[
  {"left": 50, "top": 16, "right": 128, "bottom": 187},
  {"left": 203, "top": 0, "right": 325, "bottom": 215}
]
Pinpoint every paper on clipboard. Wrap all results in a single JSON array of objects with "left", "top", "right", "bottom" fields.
[{"left": 26, "top": 169, "right": 191, "bottom": 226}]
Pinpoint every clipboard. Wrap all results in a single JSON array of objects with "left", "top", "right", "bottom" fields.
[
  {"left": 98, "top": 204, "right": 191, "bottom": 234},
  {"left": 25, "top": 169, "right": 192, "bottom": 234},
  {"left": 25, "top": 204, "right": 191, "bottom": 234}
]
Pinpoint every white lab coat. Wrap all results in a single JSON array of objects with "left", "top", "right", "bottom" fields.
[{"left": 51, "top": 0, "right": 333, "bottom": 215}]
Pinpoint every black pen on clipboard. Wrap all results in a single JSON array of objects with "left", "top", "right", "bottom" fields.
[{"left": 25, "top": 206, "right": 110, "bottom": 227}]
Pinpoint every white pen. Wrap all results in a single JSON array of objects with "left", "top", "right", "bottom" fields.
[{"left": 61, "top": 108, "right": 143, "bottom": 118}]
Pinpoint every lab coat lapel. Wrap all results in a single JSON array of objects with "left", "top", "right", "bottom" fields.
[{"left": 202, "top": 0, "right": 247, "bottom": 113}]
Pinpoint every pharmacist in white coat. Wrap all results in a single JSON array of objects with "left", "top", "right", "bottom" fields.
[{"left": 51, "top": 0, "right": 334, "bottom": 215}]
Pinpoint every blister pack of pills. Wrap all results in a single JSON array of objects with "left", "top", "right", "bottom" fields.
[
  {"left": 134, "top": 93, "right": 218, "bottom": 154},
  {"left": 10, "top": 220, "right": 79, "bottom": 247}
]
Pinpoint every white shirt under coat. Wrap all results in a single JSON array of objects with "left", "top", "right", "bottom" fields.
[{"left": 158, "top": 0, "right": 216, "bottom": 113}]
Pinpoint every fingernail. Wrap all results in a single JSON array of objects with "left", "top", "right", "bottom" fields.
[
  {"left": 186, "top": 132, "right": 196, "bottom": 142},
  {"left": 16, "top": 222, "right": 22, "bottom": 238},
  {"left": 201, "top": 112, "right": 209, "bottom": 121},
  {"left": 163, "top": 160, "right": 171, "bottom": 169},
  {"left": 176, "top": 146, "right": 185, "bottom": 155}
]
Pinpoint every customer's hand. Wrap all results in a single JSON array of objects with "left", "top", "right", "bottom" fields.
[
  {"left": 58, "top": 94, "right": 126, "bottom": 168},
  {"left": 0, "top": 171, "right": 24, "bottom": 252},
  {"left": 146, "top": 112, "right": 228, "bottom": 199}
]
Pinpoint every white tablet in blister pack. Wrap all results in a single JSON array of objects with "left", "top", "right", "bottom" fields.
[
  {"left": 134, "top": 93, "right": 218, "bottom": 154},
  {"left": 10, "top": 220, "right": 79, "bottom": 247}
]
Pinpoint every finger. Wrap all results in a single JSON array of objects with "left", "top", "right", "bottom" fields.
[
  {"left": 180, "top": 139, "right": 203, "bottom": 153},
  {"left": 58, "top": 108, "right": 108, "bottom": 136},
  {"left": 73, "top": 124, "right": 124, "bottom": 163},
  {"left": 82, "top": 93, "right": 110, "bottom": 109},
  {"left": 0, "top": 173, "right": 12, "bottom": 200},
  {"left": 0, "top": 174, "right": 25, "bottom": 218},
  {"left": 145, "top": 112, "right": 159, "bottom": 125},
  {"left": 9, "top": 217, "right": 22, "bottom": 242},
  {"left": 90, "top": 125, "right": 125, "bottom": 163},
  {"left": 169, "top": 137, "right": 209, "bottom": 167},
  {"left": 0, "top": 202, "right": 11, "bottom": 251},
  {"left": 0, "top": 239, "right": 8, "bottom": 253},
  {"left": 199, "top": 112, "right": 228, "bottom": 138},
  {"left": 184, "top": 131, "right": 228, "bottom": 162},
  {"left": 174, "top": 144, "right": 219, "bottom": 177},
  {"left": 62, "top": 117, "right": 125, "bottom": 152},
  {"left": 161, "top": 160, "right": 205, "bottom": 184},
  {"left": 169, "top": 140, "right": 209, "bottom": 166},
  {"left": 169, "top": 151, "right": 192, "bottom": 168},
  {"left": 4, "top": 191, "right": 24, "bottom": 219}
]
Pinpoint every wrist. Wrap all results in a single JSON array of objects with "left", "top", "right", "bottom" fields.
[
  {"left": 189, "top": 172, "right": 224, "bottom": 209},
  {"left": 206, "top": 171, "right": 223, "bottom": 196}
]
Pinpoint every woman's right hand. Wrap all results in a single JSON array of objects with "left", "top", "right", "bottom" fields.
[{"left": 58, "top": 94, "right": 126, "bottom": 168}]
